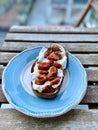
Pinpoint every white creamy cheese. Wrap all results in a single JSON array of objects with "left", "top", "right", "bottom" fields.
[
  {"left": 57, "top": 44, "right": 67, "bottom": 69},
  {"left": 58, "top": 56, "right": 67, "bottom": 69},
  {"left": 33, "top": 81, "right": 50, "bottom": 92},
  {"left": 31, "top": 44, "right": 67, "bottom": 92},
  {"left": 37, "top": 47, "right": 48, "bottom": 62}
]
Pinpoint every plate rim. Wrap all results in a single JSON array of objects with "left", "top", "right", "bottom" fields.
[{"left": 2, "top": 47, "right": 87, "bottom": 118}]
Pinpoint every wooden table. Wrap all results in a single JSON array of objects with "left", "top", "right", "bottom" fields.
[{"left": 0, "top": 26, "right": 98, "bottom": 129}]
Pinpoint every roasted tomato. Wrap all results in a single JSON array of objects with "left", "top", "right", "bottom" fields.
[
  {"left": 35, "top": 79, "right": 45, "bottom": 85},
  {"left": 52, "top": 46, "right": 61, "bottom": 52},
  {"left": 54, "top": 52, "right": 62, "bottom": 59},
  {"left": 48, "top": 52, "right": 62, "bottom": 61},
  {"left": 38, "top": 62, "right": 50, "bottom": 70},
  {"left": 48, "top": 60, "right": 54, "bottom": 66},
  {"left": 47, "top": 76, "right": 56, "bottom": 81},
  {"left": 42, "top": 85, "right": 55, "bottom": 93},
  {"left": 53, "top": 61, "right": 62, "bottom": 68},
  {"left": 39, "top": 70, "right": 48, "bottom": 74},
  {"left": 48, "top": 66, "right": 57, "bottom": 77},
  {"left": 50, "top": 77, "right": 60, "bottom": 85},
  {"left": 35, "top": 74, "right": 47, "bottom": 85},
  {"left": 44, "top": 47, "right": 53, "bottom": 58},
  {"left": 37, "top": 74, "right": 47, "bottom": 82}
]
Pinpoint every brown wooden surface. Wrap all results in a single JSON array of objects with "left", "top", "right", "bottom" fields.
[
  {"left": 9, "top": 26, "right": 98, "bottom": 33},
  {"left": 1, "top": 26, "right": 98, "bottom": 129},
  {"left": 5, "top": 33, "right": 98, "bottom": 42},
  {"left": 0, "top": 109, "right": 98, "bottom": 130},
  {"left": 0, "top": 33, "right": 6, "bottom": 46},
  {"left": 1, "top": 42, "right": 98, "bottom": 52},
  {"left": 1, "top": 52, "right": 98, "bottom": 65}
]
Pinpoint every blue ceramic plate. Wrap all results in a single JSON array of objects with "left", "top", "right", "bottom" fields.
[{"left": 2, "top": 47, "right": 87, "bottom": 118}]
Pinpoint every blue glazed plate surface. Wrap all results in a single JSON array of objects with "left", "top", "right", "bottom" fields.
[{"left": 2, "top": 47, "right": 87, "bottom": 118}]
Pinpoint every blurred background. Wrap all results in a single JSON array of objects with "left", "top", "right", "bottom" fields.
[{"left": 0, "top": 0, "right": 98, "bottom": 35}]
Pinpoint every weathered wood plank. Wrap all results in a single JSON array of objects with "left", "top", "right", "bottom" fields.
[
  {"left": 0, "top": 33, "right": 6, "bottom": 46},
  {"left": 1, "top": 52, "right": 98, "bottom": 65},
  {"left": 82, "top": 85, "right": 98, "bottom": 103},
  {"left": 0, "top": 83, "right": 98, "bottom": 103},
  {"left": 9, "top": 26, "right": 98, "bottom": 34},
  {"left": 5, "top": 33, "right": 98, "bottom": 42},
  {"left": 86, "top": 67, "right": 98, "bottom": 82},
  {"left": 1, "top": 42, "right": 98, "bottom": 52},
  {"left": 0, "top": 109, "right": 98, "bottom": 130},
  {"left": 0, "top": 52, "right": 17, "bottom": 64},
  {"left": 0, "top": 65, "right": 4, "bottom": 79},
  {"left": 0, "top": 84, "right": 7, "bottom": 103},
  {"left": 75, "top": 54, "right": 98, "bottom": 65}
]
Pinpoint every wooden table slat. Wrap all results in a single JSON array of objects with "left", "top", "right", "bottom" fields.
[
  {"left": 1, "top": 42, "right": 98, "bottom": 52},
  {"left": 0, "top": 65, "right": 4, "bottom": 79},
  {"left": 75, "top": 54, "right": 98, "bottom": 65},
  {"left": 0, "top": 33, "right": 6, "bottom": 46},
  {"left": 0, "top": 52, "right": 18, "bottom": 64},
  {"left": 0, "top": 84, "right": 7, "bottom": 103},
  {"left": 82, "top": 85, "right": 98, "bottom": 103},
  {"left": 86, "top": 67, "right": 98, "bottom": 82},
  {"left": 9, "top": 26, "right": 98, "bottom": 34},
  {"left": 1, "top": 52, "right": 98, "bottom": 65},
  {"left": 0, "top": 109, "right": 98, "bottom": 129},
  {"left": 5, "top": 33, "right": 98, "bottom": 42}
]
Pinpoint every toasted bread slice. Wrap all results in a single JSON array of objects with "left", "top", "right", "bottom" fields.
[
  {"left": 31, "top": 45, "right": 68, "bottom": 99},
  {"left": 31, "top": 81, "right": 61, "bottom": 99}
]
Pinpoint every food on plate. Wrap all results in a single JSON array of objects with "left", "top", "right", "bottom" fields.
[{"left": 31, "top": 44, "right": 68, "bottom": 98}]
